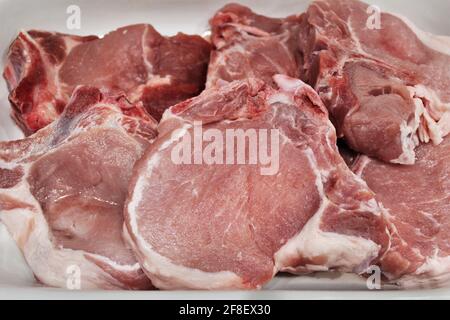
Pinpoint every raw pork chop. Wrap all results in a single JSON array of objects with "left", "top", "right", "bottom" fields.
[
  {"left": 207, "top": 3, "right": 302, "bottom": 88},
  {"left": 353, "top": 137, "right": 450, "bottom": 288},
  {"left": 299, "top": 0, "right": 450, "bottom": 164},
  {"left": 0, "top": 86, "right": 157, "bottom": 289},
  {"left": 124, "top": 75, "right": 390, "bottom": 290},
  {"left": 3, "top": 25, "right": 211, "bottom": 134}
]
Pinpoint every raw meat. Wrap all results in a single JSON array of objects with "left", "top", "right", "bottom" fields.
[
  {"left": 207, "top": 3, "right": 302, "bottom": 88},
  {"left": 3, "top": 25, "right": 211, "bottom": 134},
  {"left": 124, "top": 75, "right": 390, "bottom": 290},
  {"left": 299, "top": 0, "right": 450, "bottom": 164},
  {"left": 0, "top": 86, "right": 157, "bottom": 289},
  {"left": 353, "top": 137, "right": 450, "bottom": 288}
]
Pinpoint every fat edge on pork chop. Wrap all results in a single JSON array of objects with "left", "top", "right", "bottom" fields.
[{"left": 123, "top": 75, "right": 390, "bottom": 290}]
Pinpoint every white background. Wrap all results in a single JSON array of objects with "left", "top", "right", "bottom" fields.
[{"left": 0, "top": 0, "right": 449, "bottom": 299}]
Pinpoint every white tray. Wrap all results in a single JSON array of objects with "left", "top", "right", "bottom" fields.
[{"left": 0, "top": 0, "right": 449, "bottom": 300}]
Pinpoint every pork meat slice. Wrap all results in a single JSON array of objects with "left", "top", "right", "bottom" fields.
[
  {"left": 300, "top": 0, "right": 450, "bottom": 164},
  {"left": 206, "top": 3, "right": 302, "bottom": 88},
  {"left": 124, "top": 75, "right": 390, "bottom": 290},
  {"left": 3, "top": 25, "right": 211, "bottom": 134},
  {"left": 353, "top": 136, "right": 450, "bottom": 288},
  {"left": 0, "top": 86, "right": 157, "bottom": 290}
]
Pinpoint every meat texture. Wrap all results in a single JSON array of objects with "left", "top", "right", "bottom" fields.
[
  {"left": 124, "top": 75, "right": 390, "bottom": 290},
  {"left": 3, "top": 24, "right": 211, "bottom": 134},
  {"left": 353, "top": 137, "right": 450, "bottom": 288},
  {"left": 300, "top": 0, "right": 450, "bottom": 164},
  {"left": 0, "top": 86, "right": 158, "bottom": 289},
  {"left": 207, "top": 3, "right": 302, "bottom": 88}
]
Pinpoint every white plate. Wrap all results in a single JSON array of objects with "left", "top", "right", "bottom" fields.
[{"left": 0, "top": 0, "right": 449, "bottom": 300}]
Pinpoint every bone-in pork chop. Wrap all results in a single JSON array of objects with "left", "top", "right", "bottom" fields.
[
  {"left": 300, "top": 0, "right": 450, "bottom": 164},
  {"left": 124, "top": 75, "right": 390, "bottom": 290},
  {"left": 353, "top": 137, "right": 450, "bottom": 288},
  {"left": 3, "top": 24, "right": 211, "bottom": 134},
  {"left": 0, "top": 86, "right": 157, "bottom": 289},
  {"left": 207, "top": 3, "right": 302, "bottom": 88}
]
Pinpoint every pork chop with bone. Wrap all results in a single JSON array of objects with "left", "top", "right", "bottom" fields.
[
  {"left": 299, "top": 0, "right": 450, "bottom": 164},
  {"left": 353, "top": 136, "right": 450, "bottom": 288},
  {"left": 124, "top": 75, "right": 390, "bottom": 290},
  {"left": 207, "top": 3, "right": 302, "bottom": 88},
  {"left": 3, "top": 24, "right": 211, "bottom": 134},
  {"left": 0, "top": 86, "right": 157, "bottom": 289}
]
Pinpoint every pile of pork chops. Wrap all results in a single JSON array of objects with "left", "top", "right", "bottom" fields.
[{"left": 0, "top": 0, "right": 449, "bottom": 290}]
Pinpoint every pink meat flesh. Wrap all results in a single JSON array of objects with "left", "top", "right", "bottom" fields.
[
  {"left": 3, "top": 24, "right": 211, "bottom": 134},
  {"left": 207, "top": 3, "right": 302, "bottom": 88},
  {"left": 0, "top": 86, "right": 157, "bottom": 289},
  {"left": 300, "top": 0, "right": 450, "bottom": 164},
  {"left": 353, "top": 136, "right": 450, "bottom": 287},
  {"left": 124, "top": 75, "right": 390, "bottom": 290}
]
